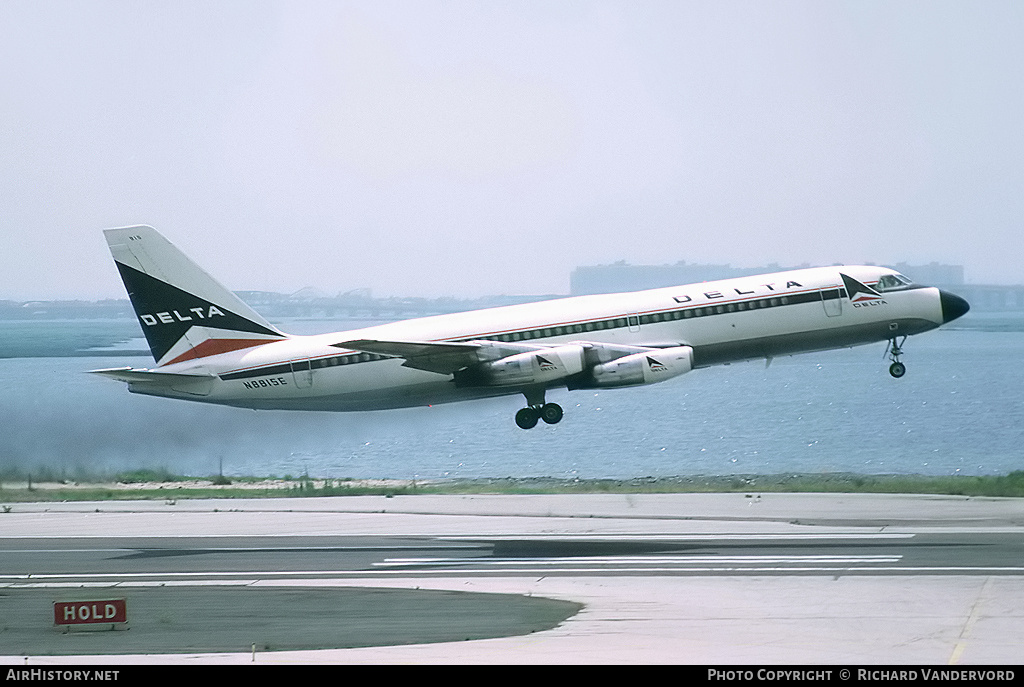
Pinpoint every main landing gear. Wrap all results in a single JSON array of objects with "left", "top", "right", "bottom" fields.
[
  {"left": 515, "top": 403, "right": 563, "bottom": 429},
  {"left": 515, "top": 388, "right": 563, "bottom": 429},
  {"left": 887, "top": 335, "right": 907, "bottom": 378}
]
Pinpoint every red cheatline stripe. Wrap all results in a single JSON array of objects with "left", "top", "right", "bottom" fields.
[{"left": 161, "top": 338, "right": 280, "bottom": 366}]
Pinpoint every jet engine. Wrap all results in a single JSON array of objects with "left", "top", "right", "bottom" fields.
[
  {"left": 454, "top": 344, "right": 586, "bottom": 388},
  {"left": 571, "top": 345, "right": 693, "bottom": 389}
]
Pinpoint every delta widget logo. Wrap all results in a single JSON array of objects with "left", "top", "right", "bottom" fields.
[{"left": 841, "top": 273, "right": 888, "bottom": 307}]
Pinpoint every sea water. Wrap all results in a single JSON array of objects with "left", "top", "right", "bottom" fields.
[{"left": 0, "top": 315, "right": 1022, "bottom": 480}]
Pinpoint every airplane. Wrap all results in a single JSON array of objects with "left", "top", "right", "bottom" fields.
[{"left": 92, "top": 225, "right": 970, "bottom": 429}]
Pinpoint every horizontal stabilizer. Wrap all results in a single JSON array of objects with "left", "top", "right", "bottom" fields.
[
  {"left": 90, "top": 367, "right": 214, "bottom": 384},
  {"left": 90, "top": 366, "right": 215, "bottom": 396}
]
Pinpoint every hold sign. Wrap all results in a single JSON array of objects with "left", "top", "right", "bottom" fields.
[{"left": 54, "top": 599, "right": 127, "bottom": 625}]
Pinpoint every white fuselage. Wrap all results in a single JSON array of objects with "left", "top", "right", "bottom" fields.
[{"left": 135, "top": 265, "right": 946, "bottom": 411}]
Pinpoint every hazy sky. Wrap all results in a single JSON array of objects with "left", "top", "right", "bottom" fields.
[{"left": 2, "top": 0, "right": 1022, "bottom": 301}]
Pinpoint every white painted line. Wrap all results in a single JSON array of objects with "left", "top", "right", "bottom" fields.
[
  {"left": 0, "top": 571, "right": 370, "bottom": 580},
  {"left": 2, "top": 566, "right": 1024, "bottom": 586},
  {"left": 439, "top": 533, "right": 917, "bottom": 541},
  {"left": 374, "top": 555, "right": 904, "bottom": 567}
]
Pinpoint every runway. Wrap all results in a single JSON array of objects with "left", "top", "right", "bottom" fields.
[{"left": 1, "top": 492, "right": 1022, "bottom": 663}]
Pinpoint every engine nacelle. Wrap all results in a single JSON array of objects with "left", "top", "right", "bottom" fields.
[
  {"left": 576, "top": 345, "right": 693, "bottom": 389},
  {"left": 454, "top": 344, "right": 586, "bottom": 388}
]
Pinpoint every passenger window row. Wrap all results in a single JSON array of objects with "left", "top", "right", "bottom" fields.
[
  {"left": 462, "top": 293, "right": 803, "bottom": 344},
  {"left": 225, "top": 289, "right": 830, "bottom": 381}
]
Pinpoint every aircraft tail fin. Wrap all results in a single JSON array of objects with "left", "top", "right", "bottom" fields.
[{"left": 104, "top": 226, "right": 287, "bottom": 366}]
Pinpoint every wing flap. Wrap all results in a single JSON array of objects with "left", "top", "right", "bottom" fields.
[
  {"left": 340, "top": 339, "right": 480, "bottom": 374},
  {"left": 335, "top": 338, "right": 542, "bottom": 374}
]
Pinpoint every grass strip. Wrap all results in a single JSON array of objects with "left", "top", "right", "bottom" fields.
[{"left": 1, "top": 471, "right": 1022, "bottom": 502}]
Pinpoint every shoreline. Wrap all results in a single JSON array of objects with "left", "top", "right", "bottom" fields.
[{"left": 2, "top": 471, "right": 1022, "bottom": 502}]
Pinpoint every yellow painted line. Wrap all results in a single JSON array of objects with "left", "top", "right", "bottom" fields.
[{"left": 948, "top": 577, "right": 993, "bottom": 665}]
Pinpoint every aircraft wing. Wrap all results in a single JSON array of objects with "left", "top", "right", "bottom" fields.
[
  {"left": 336, "top": 338, "right": 544, "bottom": 374},
  {"left": 336, "top": 338, "right": 688, "bottom": 375}
]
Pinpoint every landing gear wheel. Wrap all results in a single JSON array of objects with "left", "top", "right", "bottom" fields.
[
  {"left": 886, "top": 336, "right": 907, "bottom": 379},
  {"left": 515, "top": 407, "right": 539, "bottom": 430},
  {"left": 540, "top": 403, "right": 563, "bottom": 425}
]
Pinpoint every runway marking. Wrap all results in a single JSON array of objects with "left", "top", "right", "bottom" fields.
[
  {"left": 439, "top": 534, "right": 917, "bottom": 541},
  {"left": 0, "top": 552, "right": 137, "bottom": 556},
  {"left": 0, "top": 545, "right": 484, "bottom": 554},
  {"left": 2, "top": 566, "right": 1024, "bottom": 587},
  {"left": 374, "top": 555, "right": 905, "bottom": 568},
  {"left": 948, "top": 577, "right": 994, "bottom": 665},
  {"left": 0, "top": 533, "right": 919, "bottom": 544}
]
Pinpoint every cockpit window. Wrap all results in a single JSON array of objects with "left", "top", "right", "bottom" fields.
[{"left": 875, "top": 273, "right": 915, "bottom": 292}]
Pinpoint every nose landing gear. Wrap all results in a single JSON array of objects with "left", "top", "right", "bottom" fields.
[{"left": 887, "top": 336, "right": 907, "bottom": 378}]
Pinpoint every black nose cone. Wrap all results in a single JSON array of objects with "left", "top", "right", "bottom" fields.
[{"left": 940, "top": 290, "right": 970, "bottom": 323}]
